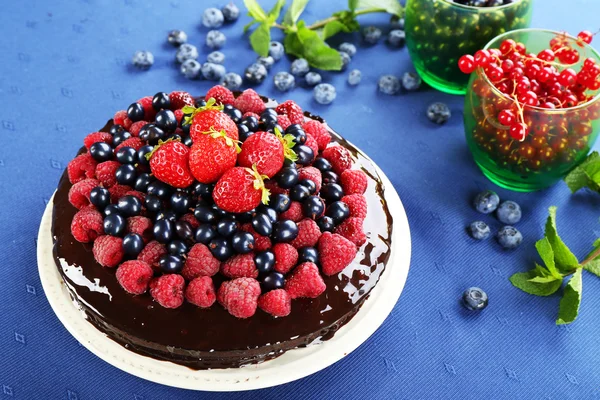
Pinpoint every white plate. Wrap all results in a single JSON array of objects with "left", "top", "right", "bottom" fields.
[{"left": 37, "top": 164, "right": 411, "bottom": 392}]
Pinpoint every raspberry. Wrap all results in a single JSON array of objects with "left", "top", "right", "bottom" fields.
[
  {"left": 137, "top": 96, "right": 156, "bottom": 120},
  {"left": 340, "top": 169, "right": 368, "bottom": 195},
  {"left": 137, "top": 240, "right": 167, "bottom": 270},
  {"left": 217, "top": 277, "right": 261, "bottom": 318},
  {"left": 298, "top": 167, "right": 322, "bottom": 193},
  {"left": 233, "top": 89, "right": 266, "bottom": 114},
  {"left": 272, "top": 243, "right": 298, "bottom": 274},
  {"left": 334, "top": 217, "right": 366, "bottom": 246},
  {"left": 70, "top": 208, "right": 104, "bottom": 243},
  {"left": 169, "top": 91, "right": 195, "bottom": 109},
  {"left": 68, "top": 178, "right": 100, "bottom": 209},
  {"left": 206, "top": 85, "right": 235, "bottom": 105},
  {"left": 108, "top": 184, "right": 133, "bottom": 203},
  {"left": 115, "top": 137, "right": 144, "bottom": 152},
  {"left": 304, "top": 134, "right": 319, "bottom": 160},
  {"left": 129, "top": 120, "right": 147, "bottom": 137},
  {"left": 240, "top": 223, "right": 272, "bottom": 251},
  {"left": 126, "top": 216, "right": 153, "bottom": 243},
  {"left": 284, "top": 262, "right": 326, "bottom": 299},
  {"left": 179, "top": 213, "right": 200, "bottom": 229},
  {"left": 290, "top": 219, "right": 321, "bottom": 249},
  {"left": 277, "top": 114, "right": 292, "bottom": 130},
  {"left": 95, "top": 161, "right": 120, "bottom": 187},
  {"left": 113, "top": 110, "right": 127, "bottom": 126},
  {"left": 67, "top": 153, "right": 98, "bottom": 184},
  {"left": 116, "top": 260, "right": 153, "bottom": 295},
  {"left": 275, "top": 100, "right": 304, "bottom": 125},
  {"left": 150, "top": 274, "right": 185, "bottom": 309},
  {"left": 258, "top": 289, "right": 292, "bottom": 317},
  {"left": 318, "top": 232, "right": 357, "bottom": 275},
  {"left": 242, "top": 111, "right": 260, "bottom": 120},
  {"left": 83, "top": 132, "right": 113, "bottom": 149},
  {"left": 122, "top": 117, "right": 133, "bottom": 130},
  {"left": 185, "top": 276, "right": 216, "bottom": 308},
  {"left": 221, "top": 254, "right": 259, "bottom": 278},
  {"left": 124, "top": 190, "right": 145, "bottom": 204},
  {"left": 265, "top": 181, "right": 289, "bottom": 196},
  {"left": 93, "top": 235, "right": 124, "bottom": 267},
  {"left": 174, "top": 109, "right": 184, "bottom": 125},
  {"left": 341, "top": 194, "right": 367, "bottom": 219},
  {"left": 182, "top": 243, "right": 220, "bottom": 280},
  {"left": 302, "top": 120, "right": 330, "bottom": 151},
  {"left": 279, "top": 201, "right": 303, "bottom": 222},
  {"left": 322, "top": 145, "right": 352, "bottom": 174}
]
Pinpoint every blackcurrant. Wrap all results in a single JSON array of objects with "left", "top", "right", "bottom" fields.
[
  {"left": 112, "top": 131, "right": 132, "bottom": 148},
  {"left": 109, "top": 124, "right": 125, "bottom": 136},
  {"left": 217, "top": 218, "right": 239, "bottom": 238},
  {"left": 322, "top": 170, "right": 339, "bottom": 184},
  {"left": 89, "top": 142, "right": 113, "bottom": 162},
  {"left": 127, "top": 102, "right": 145, "bottom": 122},
  {"left": 175, "top": 220, "right": 194, "bottom": 241},
  {"left": 147, "top": 181, "right": 172, "bottom": 199},
  {"left": 298, "top": 179, "right": 317, "bottom": 194},
  {"left": 256, "top": 205, "right": 278, "bottom": 223},
  {"left": 146, "top": 125, "right": 166, "bottom": 145},
  {"left": 272, "top": 220, "right": 299, "bottom": 243},
  {"left": 223, "top": 104, "right": 242, "bottom": 123},
  {"left": 117, "top": 195, "right": 142, "bottom": 217},
  {"left": 316, "top": 216, "right": 335, "bottom": 232},
  {"left": 298, "top": 247, "right": 319, "bottom": 264},
  {"left": 208, "top": 238, "right": 233, "bottom": 261},
  {"left": 122, "top": 233, "right": 144, "bottom": 257},
  {"left": 155, "top": 109, "right": 177, "bottom": 133},
  {"left": 325, "top": 201, "right": 350, "bottom": 224},
  {"left": 137, "top": 145, "right": 153, "bottom": 167},
  {"left": 103, "top": 214, "right": 126, "bottom": 236},
  {"left": 144, "top": 194, "right": 162, "bottom": 213},
  {"left": 286, "top": 127, "right": 307, "bottom": 145},
  {"left": 312, "top": 157, "right": 332, "bottom": 172},
  {"left": 252, "top": 213, "right": 273, "bottom": 236},
  {"left": 168, "top": 240, "right": 188, "bottom": 255},
  {"left": 295, "top": 145, "right": 314, "bottom": 166},
  {"left": 194, "top": 205, "right": 216, "bottom": 223},
  {"left": 275, "top": 167, "right": 299, "bottom": 189},
  {"left": 134, "top": 173, "right": 153, "bottom": 192},
  {"left": 240, "top": 115, "right": 259, "bottom": 131},
  {"left": 261, "top": 272, "right": 285, "bottom": 292},
  {"left": 103, "top": 204, "right": 120, "bottom": 217},
  {"left": 159, "top": 254, "right": 184, "bottom": 273},
  {"left": 115, "top": 146, "right": 137, "bottom": 165},
  {"left": 195, "top": 223, "right": 217, "bottom": 244},
  {"left": 152, "top": 92, "right": 171, "bottom": 111},
  {"left": 153, "top": 219, "right": 173, "bottom": 243},
  {"left": 320, "top": 183, "right": 344, "bottom": 202},
  {"left": 270, "top": 194, "right": 291, "bottom": 213},
  {"left": 290, "top": 184, "right": 310, "bottom": 202},
  {"left": 191, "top": 182, "right": 213, "bottom": 200},
  {"left": 231, "top": 232, "right": 255, "bottom": 254},
  {"left": 155, "top": 210, "right": 177, "bottom": 223},
  {"left": 90, "top": 187, "right": 110, "bottom": 209},
  {"left": 254, "top": 250, "right": 275, "bottom": 274},
  {"left": 302, "top": 196, "right": 325, "bottom": 219},
  {"left": 170, "top": 192, "right": 191, "bottom": 214},
  {"left": 115, "top": 164, "right": 137, "bottom": 186},
  {"left": 238, "top": 124, "right": 253, "bottom": 142}
]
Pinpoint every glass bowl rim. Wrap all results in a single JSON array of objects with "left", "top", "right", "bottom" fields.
[
  {"left": 479, "top": 28, "right": 600, "bottom": 112},
  {"left": 439, "top": 0, "right": 527, "bottom": 12}
]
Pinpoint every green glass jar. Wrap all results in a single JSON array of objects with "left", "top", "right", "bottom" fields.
[
  {"left": 464, "top": 29, "right": 600, "bottom": 192},
  {"left": 405, "top": 0, "right": 533, "bottom": 95}
]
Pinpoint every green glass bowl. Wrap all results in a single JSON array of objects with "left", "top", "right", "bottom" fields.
[
  {"left": 405, "top": 0, "right": 533, "bottom": 95},
  {"left": 464, "top": 28, "right": 600, "bottom": 192}
]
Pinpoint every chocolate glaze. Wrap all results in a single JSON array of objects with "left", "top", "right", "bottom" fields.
[{"left": 51, "top": 95, "right": 393, "bottom": 369}]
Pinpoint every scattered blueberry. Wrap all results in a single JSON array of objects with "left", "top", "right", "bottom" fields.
[
  {"left": 496, "top": 226, "right": 523, "bottom": 249},
  {"left": 176, "top": 44, "right": 198, "bottom": 63},
  {"left": 222, "top": 72, "right": 243, "bottom": 90},
  {"left": 255, "top": 250, "right": 275, "bottom": 274},
  {"left": 496, "top": 201, "right": 522, "bottom": 224},
  {"left": 167, "top": 30, "right": 187, "bottom": 47},
  {"left": 117, "top": 195, "right": 142, "bottom": 217},
  {"left": 222, "top": 2, "right": 240, "bottom": 22},
  {"left": 340, "top": 52, "right": 351, "bottom": 70},
  {"left": 155, "top": 109, "right": 177, "bottom": 132},
  {"left": 257, "top": 55, "right": 275, "bottom": 70},
  {"left": 269, "top": 41, "right": 285, "bottom": 61},
  {"left": 468, "top": 221, "right": 491, "bottom": 240},
  {"left": 123, "top": 233, "right": 144, "bottom": 257},
  {"left": 304, "top": 72, "right": 322, "bottom": 87},
  {"left": 132, "top": 51, "right": 154, "bottom": 70},
  {"left": 362, "top": 26, "right": 382, "bottom": 44},
  {"left": 127, "top": 102, "right": 145, "bottom": 122},
  {"left": 320, "top": 183, "right": 344, "bottom": 202},
  {"left": 274, "top": 71, "right": 295, "bottom": 92},
  {"left": 153, "top": 219, "right": 173, "bottom": 243},
  {"left": 195, "top": 223, "right": 217, "bottom": 244},
  {"left": 90, "top": 187, "right": 110, "bottom": 209},
  {"left": 276, "top": 167, "right": 299, "bottom": 189},
  {"left": 201, "top": 62, "right": 226, "bottom": 81},
  {"left": 402, "top": 71, "right": 422, "bottom": 91},
  {"left": 207, "top": 51, "right": 225, "bottom": 64},
  {"left": 217, "top": 218, "right": 239, "bottom": 238},
  {"left": 209, "top": 238, "right": 233, "bottom": 261},
  {"left": 473, "top": 190, "right": 500, "bottom": 214},
  {"left": 462, "top": 287, "right": 488, "bottom": 311},
  {"left": 390, "top": 15, "right": 405, "bottom": 30},
  {"left": 291, "top": 58, "right": 310, "bottom": 77},
  {"left": 159, "top": 254, "right": 184, "bottom": 274},
  {"left": 180, "top": 59, "right": 202, "bottom": 79},
  {"left": 231, "top": 232, "right": 255, "bottom": 254},
  {"left": 104, "top": 214, "right": 126, "bottom": 236},
  {"left": 89, "top": 142, "right": 113, "bottom": 162},
  {"left": 313, "top": 83, "right": 336, "bottom": 105},
  {"left": 202, "top": 7, "right": 224, "bottom": 28},
  {"left": 272, "top": 220, "right": 299, "bottom": 242},
  {"left": 167, "top": 240, "right": 188, "bottom": 256},
  {"left": 116, "top": 164, "right": 137, "bottom": 186},
  {"left": 316, "top": 216, "right": 335, "bottom": 232},
  {"left": 338, "top": 42, "right": 357, "bottom": 57},
  {"left": 427, "top": 102, "right": 451, "bottom": 124},
  {"left": 378, "top": 75, "right": 401, "bottom": 95},
  {"left": 298, "top": 247, "right": 319, "bottom": 264},
  {"left": 206, "top": 30, "right": 226, "bottom": 49},
  {"left": 387, "top": 30, "right": 406, "bottom": 48},
  {"left": 348, "top": 69, "right": 362, "bottom": 86},
  {"left": 244, "top": 62, "right": 268, "bottom": 84},
  {"left": 252, "top": 213, "right": 273, "bottom": 236},
  {"left": 325, "top": 201, "right": 350, "bottom": 224},
  {"left": 261, "top": 271, "right": 285, "bottom": 292}
]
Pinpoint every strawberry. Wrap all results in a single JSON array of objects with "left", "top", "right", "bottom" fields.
[
  {"left": 233, "top": 89, "right": 266, "bottom": 114},
  {"left": 213, "top": 166, "right": 270, "bottom": 213},
  {"left": 238, "top": 129, "right": 296, "bottom": 178},
  {"left": 189, "top": 127, "right": 240, "bottom": 183},
  {"left": 185, "top": 99, "right": 238, "bottom": 143},
  {"left": 275, "top": 100, "right": 304, "bottom": 125},
  {"left": 147, "top": 139, "right": 194, "bottom": 188},
  {"left": 169, "top": 91, "right": 195, "bottom": 109}
]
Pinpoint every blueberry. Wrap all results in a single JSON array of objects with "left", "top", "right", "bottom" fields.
[
  {"left": 222, "top": 72, "right": 243, "bottom": 90},
  {"left": 90, "top": 187, "right": 110, "bottom": 209},
  {"left": 261, "top": 272, "right": 285, "bottom": 292},
  {"left": 322, "top": 170, "right": 338, "bottom": 184},
  {"left": 191, "top": 182, "right": 213, "bottom": 200},
  {"left": 170, "top": 192, "right": 190, "bottom": 214},
  {"left": 244, "top": 63, "right": 268, "bottom": 84},
  {"left": 320, "top": 183, "right": 344, "bottom": 202},
  {"left": 378, "top": 75, "right": 401, "bottom": 95},
  {"left": 89, "top": 142, "right": 113, "bottom": 162},
  {"left": 298, "top": 247, "right": 319, "bottom": 264},
  {"left": 387, "top": 30, "right": 406, "bottom": 48},
  {"left": 462, "top": 287, "right": 488, "bottom": 311},
  {"left": 316, "top": 216, "right": 335, "bottom": 232},
  {"left": 340, "top": 52, "right": 351, "bottom": 70},
  {"left": 312, "top": 157, "right": 332, "bottom": 172},
  {"left": 153, "top": 219, "right": 173, "bottom": 243},
  {"left": 473, "top": 190, "right": 500, "bottom": 214},
  {"left": 496, "top": 226, "right": 523, "bottom": 249},
  {"left": 290, "top": 184, "right": 310, "bottom": 202},
  {"left": 167, "top": 29, "right": 187, "bottom": 46},
  {"left": 274, "top": 71, "right": 295, "bottom": 92},
  {"left": 180, "top": 59, "right": 202, "bottom": 80},
  {"left": 272, "top": 220, "right": 299, "bottom": 243},
  {"left": 123, "top": 233, "right": 144, "bottom": 257},
  {"left": 496, "top": 201, "right": 522, "bottom": 224},
  {"left": 176, "top": 44, "right": 198, "bottom": 63},
  {"left": 152, "top": 92, "right": 171, "bottom": 111},
  {"left": 103, "top": 204, "right": 120, "bottom": 217},
  {"left": 115, "top": 146, "right": 137, "bottom": 164},
  {"left": 206, "top": 30, "right": 226, "bottom": 49},
  {"left": 115, "top": 164, "right": 137, "bottom": 186},
  {"left": 291, "top": 58, "right": 309, "bottom": 77},
  {"left": 362, "top": 26, "right": 382, "bottom": 44},
  {"left": 254, "top": 251, "right": 275, "bottom": 274},
  {"left": 217, "top": 218, "right": 239, "bottom": 238},
  {"left": 159, "top": 254, "right": 184, "bottom": 274},
  {"left": 325, "top": 201, "right": 350, "bottom": 224},
  {"left": 252, "top": 213, "right": 273, "bottom": 236},
  {"left": 109, "top": 124, "right": 126, "bottom": 136},
  {"left": 194, "top": 205, "right": 216, "bottom": 223},
  {"left": 155, "top": 210, "right": 177, "bottom": 223},
  {"left": 132, "top": 51, "right": 154, "bottom": 70},
  {"left": 154, "top": 110, "right": 177, "bottom": 133},
  {"left": 302, "top": 196, "right": 324, "bottom": 219},
  {"left": 257, "top": 55, "right": 275, "bottom": 70},
  {"left": 201, "top": 62, "right": 226, "bottom": 81},
  {"left": 221, "top": 2, "right": 240, "bottom": 22},
  {"left": 271, "top": 194, "right": 291, "bottom": 213},
  {"left": 269, "top": 41, "right": 285, "bottom": 61},
  {"left": 468, "top": 221, "right": 491, "bottom": 240},
  {"left": 257, "top": 205, "right": 278, "bottom": 223},
  {"left": 104, "top": 214, "right": 126, "bottom": 236},
  {"left": 302, "top": 71, "right": 322, "bottom": 87},
  {"left": 208, "top": 238, "right": 233, "bottom": 261},
  {"left": 240, "top": 115, "right": 259, "bottom": 131},
  {"left": 195, "top": 223, "right": 217, "bottom": 244},
  {"left": 286, "top": 125, "right": 307, "bottom": 144},
  {"left": 338, "top": 42, "right": 357, "bottom": 57},
  {"left": 238, "top": 124, "right": 253, "bottom": 141},
  {"left": 134, "top": 173, "right": 153, "bottom": 192},
  {"left": 402, "top": 71, "right": 422, "bottom": 91},
  {"left": 313, "top": 83, "right": 336, "bottom": 105},
  {"left": 147, "top": 181, "right": 172, "bottom": 200},
  {"left": 348, "top": 69, "right": 362, "bottom": 86},
  {"left": 390, "top": 15, "right": 404, "bottom": 30},
  {"left": 276, "top": 167, "right": 299, "bottom": 188},
  {"left": 117, "top": 195, "right": 142, "bottom": 217},
  {"left": 427, "top": 102, "right": 451, "bottom": 125},
  {"left": 295, "top": 145, "right": 315, "bottom": 165},
  {"left": 207, "top": 51, "right": 225, "bottom": 64},
  {"left": 168, "top": 240, "right": 188, "bottom": 255},
  {"left": 175, "top": 220, "right": 194, "bottom": 241},
  {"left": 127, "top": 102, "right": 145, "bottom": 122},
  {"left": 202, "top": 7, "right": 224, "bottom": 28},
  {"left": 231, "top": 232, "right": 255, "bottom": 254}
]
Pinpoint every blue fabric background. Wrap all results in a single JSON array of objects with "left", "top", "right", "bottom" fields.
[{"left": 2, "top": 0, "right": 600, "bottom": 398}]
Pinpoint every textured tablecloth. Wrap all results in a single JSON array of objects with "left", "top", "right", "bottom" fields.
[{"left": 3, "top": 0, "right": 600, "bottom": 398}]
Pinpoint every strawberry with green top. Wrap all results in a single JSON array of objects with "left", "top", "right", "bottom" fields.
[
  {"left": 238, "top": 128, "right": 297, "bottom": 178},
  {"left": 189, "top": 127, "right": 241, "bottom": 183},
  {"left": 147, "top": 138, "right": 194, "bottom": 188},
  {"left": 184, "top": 98, "right": 238, "bottom": 142},
  {"left": 213, "top": 165, "right": 270, "bottom": 213}
]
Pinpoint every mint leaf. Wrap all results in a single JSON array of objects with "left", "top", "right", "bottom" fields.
[
  {"left": 509, "top": 264, "right": 562, "bottom": 296},
  {"left": 357, "top": 0, "right": 403, "bottom": 17},
  {"left": 243, "top": 20, "right": 259, "bottom": 33},
  {"left": 243, "top": 0, "right": 268, "bottom": 21},
  {"left": 268, "top": 0, "right": 286, "bottom": 20},
  {"left": 249, "top": 22, "right": 271, "bottom": 57},
  {"left": 283, "top": 0, "right": 309, "bottom": 26},
  {"left": 283, "top": 30, "right": 303, "bottom": 58},
  {"left": 583, "top": 259, "right": 600, "bottom": 277},
  {"left": 545, "top": 206, "right": 579, "bottom": 273},
  {"left": 349, "top": 0, "right": 359, "bottom": 11},
  {"left": 565, "top": 151, "right": 600, "bottom": 193},
  {"left": 535, "top": 237, "right": 561, "bottom": 278},
  {"left": 322, "top": 20, "right": 351, "bottom": 40},
  {"left": 294, "top": 24, "right": 342, "bottom": 70},
  {"left": 556, "top": 268, "right": 583, "bottom": 325}
]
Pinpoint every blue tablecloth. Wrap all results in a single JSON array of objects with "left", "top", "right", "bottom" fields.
[{"left": 3, "top": 0, "right": 600, "bottom": 398}]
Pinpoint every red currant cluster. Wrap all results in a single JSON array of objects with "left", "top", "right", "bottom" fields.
[{"left": 461, "top": 30, "right": 600, "bottom": 175}]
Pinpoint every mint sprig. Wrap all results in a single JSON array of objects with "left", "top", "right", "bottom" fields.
[
  {"left": 564, "top": 151, "right": 600, "bottom": 193},
  {"left": 510, "top": 206, "right": 600, "bottom": 324}
]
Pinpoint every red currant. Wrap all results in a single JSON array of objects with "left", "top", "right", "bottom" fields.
[
  {"left": 500, "top": 39, "right": 516, "bottom": 55},
  {"left": 562, "top": 94, "right": 579, "bottom": 108},
  {"left": 501, "top": 59, "right": 515, "bottom": 72},
  {"left": 509, "top": 122, "right": 529, "bottom": 141},
  {"left": 539, "top": 146, "right": 555, "bottom": 162},
  {"left": 530, "top": 79, "right": 541, "bottom": 94},
  {"left": 458, "top": 55, "right": 476, "bottom": 74},
  {"left": 588, "top": 64, "right": 600, "bottom": 77},
  {"left": 496, "top": 81, "right": 510, "bottom": 94},
  {"left": 519, "top": 91, "right": 538, "bottom": 106},
  {"left": 518, "top": 144, "right": 536, "bottom": 159},
  {"left": 532, "top": 124, "right": 550, "bottom": 136},
  {"left": 550, "top": 137, "right": 569, "bottom": 152},
  {"left": 574, "top": 122, "right": 593, "bottom": 137},
  {"left": 538, "top": 49, "right": 555, "bottom": 62},
  {"left": 515, "top": 42, "right": 526, "bottom": 54},
  {"left": 558, "top": 68, "right": 577, "bottom": 87},
  {"left": 584, "top": 57, "right": 597, "bottom": 69},
  {"left": 578, "top": 30, "right": 593, "bottom": 45},
  {"left": 510, "top": 67, "right": 525, "bottom": 80},
  {"left": 487, "top": 65, "right": 504, "bottom": 82},
  {"left": 525, "top": 64, "right": 541, "bottom": 79},
  {"left": 537, "top": 67, "right": 553, "bottom": 83},
  {"left": 587, "top": 79, "right": 600, "bottom": 90},
  {"left": 531, "top": 136, "right": 547, "bottom": 148},
  {"left": 498, "top": 109, "right": 516, "bottom": 126},
  {"left": 474, "top": 50, "right": 491, "bottom": 67},
  {"left": 540, "top": 102, "right": 556, "bottom": 109},
  {"left": 516, "top": 77, "right": 531, "bottom": 94}
]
